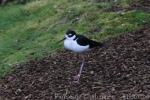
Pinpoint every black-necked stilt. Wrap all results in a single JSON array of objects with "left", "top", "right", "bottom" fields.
[{"left": 58, "top": 30, "right": 103, "bottom": 82}]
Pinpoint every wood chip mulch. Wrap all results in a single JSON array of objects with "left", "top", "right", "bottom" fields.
[{"left": 0, "top": 26, "right": 150, "bottom": 100}]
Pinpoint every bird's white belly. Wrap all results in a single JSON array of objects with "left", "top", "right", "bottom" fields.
[{"left": 64, "top": 40, "right": 89, "bottom": 53}]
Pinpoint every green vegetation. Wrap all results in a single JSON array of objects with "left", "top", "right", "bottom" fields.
[{"left": 0, "top": 0, "right": 150, "bottom": 77}]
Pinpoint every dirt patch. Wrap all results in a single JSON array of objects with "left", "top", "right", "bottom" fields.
[
  {"left": 129, "top": 0, "right": 150, "bottom": 12},
  {"left": 0, "top": 26, "right": 150, "bottom": 100},
  {"left": 104, "top": 0, "right": 150, "bottom": 13}
]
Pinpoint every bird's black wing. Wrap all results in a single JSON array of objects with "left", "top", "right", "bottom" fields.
[
  {"left": 76, "top": 35, "right": 102, "bottom": 48},
  {"left": 76, "top": 35, "right": 90, "bottom": 46}
]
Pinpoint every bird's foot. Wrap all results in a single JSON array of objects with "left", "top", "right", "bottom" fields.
[{"left": 73, "top": 74, "right": 80, "bottom": 83}]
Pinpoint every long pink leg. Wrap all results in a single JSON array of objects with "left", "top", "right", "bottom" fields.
[{"left": 73, "top": 55, "right": 85, "bottom": 82}]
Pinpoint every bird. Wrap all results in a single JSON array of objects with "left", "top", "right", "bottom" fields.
[{"left": 58, "top": 29, "right": 103, "bottom": 82}]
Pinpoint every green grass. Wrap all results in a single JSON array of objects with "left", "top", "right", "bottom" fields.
[{"left": 0, "top": 0, "right": 150, "bottom": 77}]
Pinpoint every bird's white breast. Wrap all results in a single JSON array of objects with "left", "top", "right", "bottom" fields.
[{"left": 64, "top": 39, "right": 89, "bottom": 53}]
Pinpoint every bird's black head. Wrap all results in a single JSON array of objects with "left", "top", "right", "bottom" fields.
[
  {"left": 65, "top": 29, "right": 77, "bottom": 40},
  {"left": 57, "top": 29, "right": 77, "bottom": 43},
  {"left": 66, "top": 30, "right": 76, "bottom": 38}
]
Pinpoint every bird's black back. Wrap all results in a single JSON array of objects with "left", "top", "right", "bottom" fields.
[{"left": 75, "top": 35, "right": 103, "bottom": 48}]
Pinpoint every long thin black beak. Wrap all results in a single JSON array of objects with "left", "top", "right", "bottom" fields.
[{"left": 57, "top": 37, "right": 66, "bottom": 43}]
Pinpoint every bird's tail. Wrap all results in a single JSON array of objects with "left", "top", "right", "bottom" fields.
[
  {"left": 95, "top": 42, "right": 103, "bottom": 47},
  {"left": 90, "top": 41, "right": 104, "bottom": 48},
  {"left": 99, "top": 42, "right": 103, "bottom": 47}
]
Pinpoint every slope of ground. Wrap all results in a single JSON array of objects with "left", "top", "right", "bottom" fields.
[
  {"left": 0, "top": 0, "right": 150, "bottom": 77},
  {"left": 0, "top": 26, "right": 149, "bottom": 100}
]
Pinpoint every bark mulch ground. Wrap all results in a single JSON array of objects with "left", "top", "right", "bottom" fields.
[
  {"left": 104, "top": 0, "right": 150, "bottom": 13},
  {"left": 0, "top": 26, "right": 150, "bottom": 100}
]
